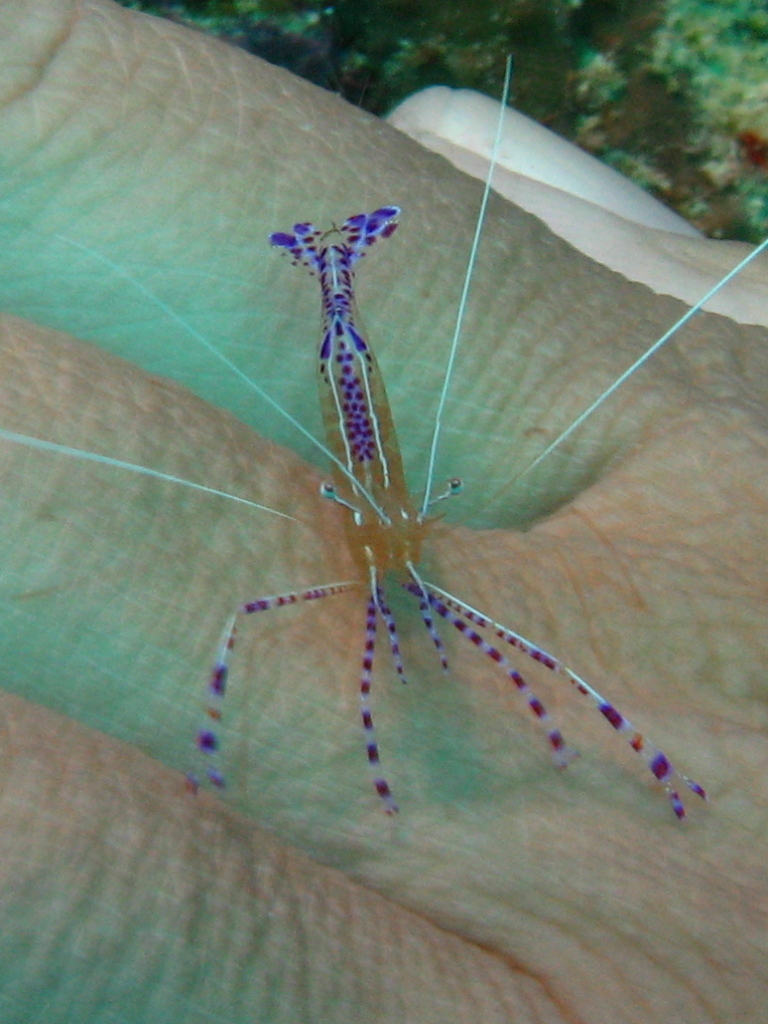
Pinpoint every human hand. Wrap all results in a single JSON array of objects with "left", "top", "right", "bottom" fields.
[{"left": 0, "top": 2, "right": 766, "bottom": 1021}]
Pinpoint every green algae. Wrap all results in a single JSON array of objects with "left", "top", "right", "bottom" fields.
[{"left": 651, "top": 0, "right": 768, "bottom": 238}]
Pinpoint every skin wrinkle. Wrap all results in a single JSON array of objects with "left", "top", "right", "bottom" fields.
[{"left": 0, "top": 1, "right": 766, "bottom": 1022}]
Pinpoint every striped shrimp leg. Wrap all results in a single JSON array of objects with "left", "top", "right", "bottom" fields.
[
  {"left": 361, "top": 591, "right": 398, "bottom": 813},
  {"left": 373, "top": 579, "right": 407, "bottom": 684},
  {"left": 192, "top": 582, "right": 357, "bottom": 790},
  {"left": 407, "top": 561, "right": 449, "bottom": 672},
  {"left": 428, "top": 583, "right": 707, "bottom": 819},
  {"left": 403, "top": 582, "right": 577, "bottom": 769}
]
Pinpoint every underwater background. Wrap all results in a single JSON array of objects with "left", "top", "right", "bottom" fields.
[{"left": 119, "top": 0, "right": 768, "bottom": 241}]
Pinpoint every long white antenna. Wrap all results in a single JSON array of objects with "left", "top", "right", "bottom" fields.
[
  {"left": 0, "top": 426, "right": 298, "bottom": 520},
  {"left": 514, "top": 234, "right": 768, "bottom": 483},
  {"left": 419, "top": 56, "right": 513, "bottom": 519}
]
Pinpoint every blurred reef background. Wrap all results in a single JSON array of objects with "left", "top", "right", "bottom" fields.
[{"left": 120, "top": 0, "right": 768, "bottom": 241}]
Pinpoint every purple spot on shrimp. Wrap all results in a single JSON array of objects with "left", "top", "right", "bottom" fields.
[
  {"left": 197, "top": 730, "right": 218, "bottom": 753},
  {"left": 207, "top": 768, "right": 226, "bottom": 789},
  {"left": 269, "top": 231, "right": 297, "bottom": 247},
  {"left": 651, "top": 752, "right": 672, "bottom": 781},
  {"left": 532, "top": 650, "right": 557, "bottom": 670},
  {"left": 209, "top": 665, "right": 227, "bottom": 696},
  {"left": 599, "top": 703, "right": 624, "bottom": 730},
  {"left": 348, "top": 324, "right": 368, "bottom": 352},
  {"left": 530, "top": 698, "right": 546, "bottom": 718}
]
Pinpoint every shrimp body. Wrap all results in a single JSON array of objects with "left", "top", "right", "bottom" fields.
[{"left": 271, "top": 208, "right": 428, "bottom": 582}]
